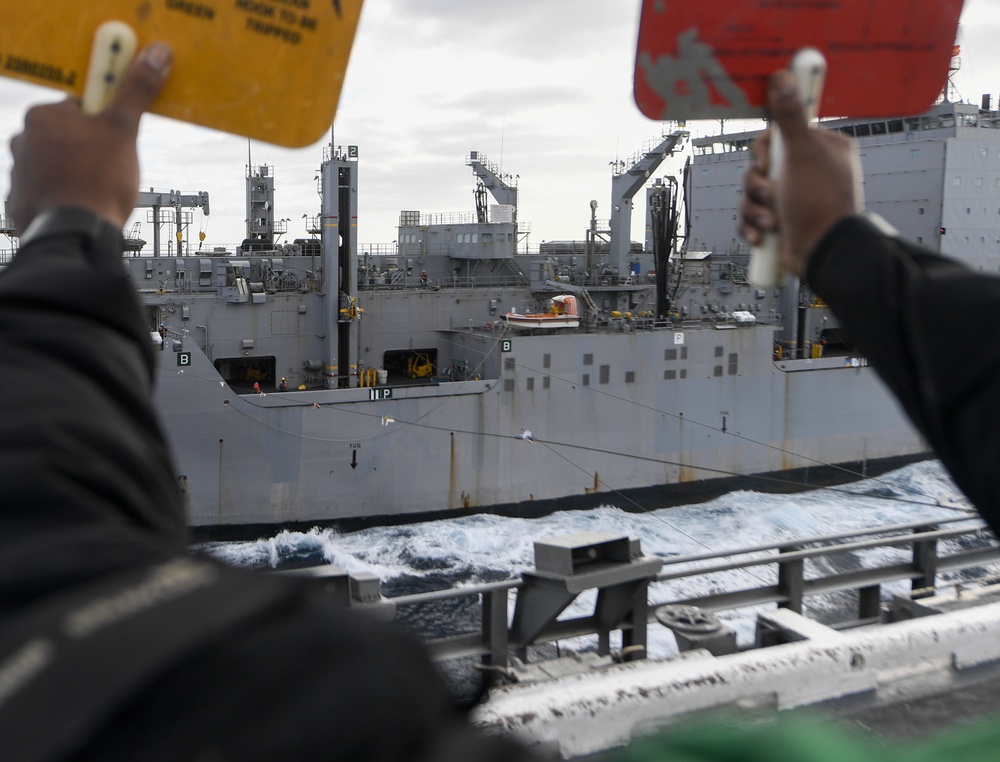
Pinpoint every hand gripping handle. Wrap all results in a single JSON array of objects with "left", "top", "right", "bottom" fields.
[{"left": 747, "top": 48, "right": 827, "bottom": 288}]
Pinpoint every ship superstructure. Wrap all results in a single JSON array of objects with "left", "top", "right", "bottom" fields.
[{"left": 51, "top": 101, "right": 1000, "bottom": 533}]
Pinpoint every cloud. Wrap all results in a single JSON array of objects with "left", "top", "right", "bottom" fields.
[{"left": 0, "top": 1, "right": 994, "bottom": 249}]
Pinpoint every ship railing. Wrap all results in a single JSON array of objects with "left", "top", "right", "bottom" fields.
[
  {"left": 0, "top": 218, "right": 18, "bottom": 264},
  {"left": 358, "top": 274, "right": 528, "bottom": 291},
  {"left": 383, "top": 514, "right": 998, "bottom": 670}
]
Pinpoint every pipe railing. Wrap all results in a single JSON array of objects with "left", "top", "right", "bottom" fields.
[{"left": 387, "top": 515, "right": 998, "bottom": 668}]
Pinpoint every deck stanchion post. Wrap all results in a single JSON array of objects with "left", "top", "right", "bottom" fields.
[
  {"left": 912, "top": 525, "right": 939, "bottom": 599},
  {"left": 778, "top": 545, "right": 804, "bottom": 613}
]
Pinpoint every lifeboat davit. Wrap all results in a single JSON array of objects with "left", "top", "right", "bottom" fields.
[{"left": 503, "top": 295, "right": 579, "bottom": 329}]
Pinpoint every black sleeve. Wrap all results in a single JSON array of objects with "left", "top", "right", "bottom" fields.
[
  {"left": 807, "top": 215, "right": 1000, "bottom": 526},
  {"left": 73, "top": 592, "right": 541, "bottom": 762},
  {"left": 0, "top": 227, "right": 186, "bottom": 552}
]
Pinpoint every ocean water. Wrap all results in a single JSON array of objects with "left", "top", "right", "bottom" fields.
[{"left": 197, "top": 460, "right": 993, "bottom": 663}]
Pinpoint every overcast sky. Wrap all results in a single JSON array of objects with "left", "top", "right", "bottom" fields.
[{"left": 0, "top": 0, "right": 998, "bottom": 250}]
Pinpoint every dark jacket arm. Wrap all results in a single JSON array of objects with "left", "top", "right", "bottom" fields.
[{"left": 807, "top": 215, "right": 1000, "bottom": 524}]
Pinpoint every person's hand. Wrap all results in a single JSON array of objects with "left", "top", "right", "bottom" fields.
[
  {"left": 739, "top": 70, "right": 861, "bottom": 278},
  {"left": 7, "top": 42, "right": 172, "bottom": 233}
]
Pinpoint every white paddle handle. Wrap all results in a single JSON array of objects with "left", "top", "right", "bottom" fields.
[
  {"left": 748, "top": 48, "right": 827, "bottom": 288},
  {"left": 82, "top": 21, "right": 138, "bottom": 114}
]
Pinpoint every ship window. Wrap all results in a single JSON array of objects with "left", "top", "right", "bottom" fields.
[
  {"left": 526, "top": 377, "right": 534, "bottom": 391},
  {"left": 482, "top": 233, "right": 492, "bottom": 243},
  {"left": 910, "top": 148, "right": 920, "bottom": 159},
  {"left": 855, "top": 123, "right": 871, "bottom": 136},
  {"left": 976, "top": 177, "right": 984, "bottom": 187},
  {"left": 472, "top": 234, "right": 478, "bottom": 243},
  {"left": 664, "top": 369, "right": 676, "bottom": 380},
  {"left": 871, "top": 122, "right": 887, "bottom": 135},
  {"left": 504, "top": 357, "right": 516, "bottom": 371},
  {"left": 680, "top": 368, "right": 687, "bottom": 379},
  {"left": 681, "top": 347, "right": 688, "bottom": 360},
  {"left": 954, "top": 176, "right": 962, "bottom": 186},
  {"left": 504, "top": 379, "right": 515, "bottom": 392},
  {"left": 917, "top": 237, "right": 923, "bottom": 244},
  {"left": 665, "top": 349, "right": 677, "bottom": 361},
  {"left": 582, "top": 374, "right": 590, "bottom": 386},
  {"left": 919, "top": 207, "right": 924, "bottom": 214},
  {"left": 599, "top": 365, "right": 610, "bottom": 384},
  {"left": 583, "top": 353, "right": 594, "bottom": 365},
  {"left": 543, "top": 376, "right": 550, "bottom": 389},
  {"left": 982, "top": 148, "right": 989, "bottom": 158},
  {"left": 714, "top": 366, "right": 723, "bottom": 377},
  {"left": 888, "top": 119, "right": 904, "bottom": 133},
  {"left": 714, "top": 346, "right": 724, "bottom": 357},
  {"left": 625, "top": 371, "right": 635, "bottom": 384},
  {"left": 543, "top": 353, "right": 551, "bottom": 369},
  {"left": 967, "top": 208, "right": 972, "bottom": 215},
  {"left": 728, "top": 353, "right": 738, "bottom": 376}
]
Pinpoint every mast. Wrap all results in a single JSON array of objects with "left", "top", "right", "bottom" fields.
[
  {"left": 608, "top": 130, "right": 687, "bottom": 278},
  {"left": 320, "top": 143, "right": 359, "bottom": 388}
]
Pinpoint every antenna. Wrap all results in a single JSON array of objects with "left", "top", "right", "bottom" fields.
[{"left": 499, "top": 99, "right": 507, "bottom": 174}]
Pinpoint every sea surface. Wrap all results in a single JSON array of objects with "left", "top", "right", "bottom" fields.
[{"left": 197, "top": 460, "right": 993, "bottom": 666}]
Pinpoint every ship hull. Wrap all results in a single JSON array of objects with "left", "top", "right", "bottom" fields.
[{"left": 155, "top": 319, "right": 925, "bottom": 534}]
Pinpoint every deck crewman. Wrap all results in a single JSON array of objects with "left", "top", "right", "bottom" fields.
[{"left": 0, "top": 40, "right": 539, "bottom": 762}]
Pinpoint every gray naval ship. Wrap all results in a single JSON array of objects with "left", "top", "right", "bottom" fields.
[{"left": 121, "top": 97, "right": 1000, "bottom": 536}]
